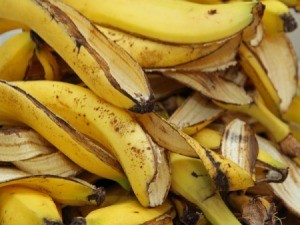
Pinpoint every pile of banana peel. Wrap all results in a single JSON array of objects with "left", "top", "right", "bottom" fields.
[{"left": 0, "top": 0, "right": 300, "bottom": 224}]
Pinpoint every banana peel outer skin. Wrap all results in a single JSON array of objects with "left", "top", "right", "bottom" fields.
[
  {"left": 14, "top": 80, "right": 171, "bottom": 207},
  {"left": 0, "top": 0, "right": 154, "bottom": 112},
  {"left": 0, "top": 80, "right": 129, "bottom": 189},
  {"left": 0, "top": 186, "right": 64, "bottom": 225},
  {"left": 62, "top": 0, "right": 263, "bottom": 44}
]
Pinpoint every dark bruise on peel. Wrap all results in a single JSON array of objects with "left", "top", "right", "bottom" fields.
[
  {"left": 281, "top": 13, "right": 298, "bottom": 32},
  {"left": 35, "top": 0, "right": 154, "bottom": 112},
  {"left": 205, "top": 149, "right": 229, "bottom": 190},
  {"left": 129, "top": 99, "right": 154, "bottom": 114},
  {"left": 191, "top": 171, "right": 205, "bottom": 178},
  {"left": 1, "top": 81, "right": 122, "bottom": 172},
  {"left": 208, "top": 9, "right": 217, "bottom": 15},
  {"left": 30, "top": 30, "right": 46, "bottom": 50},
  {"left": 87, "top": 187, "right": 106, "bottom": 205}
]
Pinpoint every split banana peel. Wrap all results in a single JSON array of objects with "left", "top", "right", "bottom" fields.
[{"left": 0, "top": 0, "right": 154, "bottom": 112}]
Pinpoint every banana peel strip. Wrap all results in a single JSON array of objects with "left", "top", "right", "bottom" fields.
[
  {"left": 0, "top": 81, "right": 126, "bottom": 186},
  {"left": 146, "top": 33, "right": 241, "bottom": 73},
  {"left": 96, "top": 24, "right": 228, "bottom": 68},
  {"left": 0, "top": 126, "right": 54, "bottom": 162},
  {"left": 168, "top": 92, "right": 223, "bottom": 135},
  {"left": 257, "top": 136, "right": 300, "bottom": 217},
  {"left": 13, "top": 151, "right": 83, "bottom": 177},
  {"left": 0, "top": 0, "right": 153, "bottom": 112},
  {"left": 0, "top": 167, "right": 105, "bottom": 206},
  {"left": 220, "top": 118, "right": 259, "bottom": 176},
  {"left": 162, "top": 71, "right": 253, "bottom": 105},
  {"left": 135, "top": 112, "right": 254, "bottom": 191},
  {"left": 62, "top": 0, "right": 263, "bottom": 44},
  {"left": 248, "top": 32, "right": 298, "bottom": 113}
]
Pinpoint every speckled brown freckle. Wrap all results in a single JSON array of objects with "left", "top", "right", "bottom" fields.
[{"left": 208, "top": 9, "right": 217, "bottom": 15}]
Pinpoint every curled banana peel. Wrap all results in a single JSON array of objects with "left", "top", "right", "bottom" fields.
[
  {"left": 0, "top": 0, "right": 154, "bottom": 112},
  {"left": 257, "top": 136, "right": 300, "bottom": 217},
  {"left": 238, "top": 43, "right": 281, "bottom": 116},
  {"left": 0, "top": 167, "right": 105, "bottom": 206},
  {"left": 14, "top": 80, "right": 171, "bottom": 207},
  {"left": 0, "top": 126, "right": 54, "bottom": 161},
  {"left": 192, "top": 124, "right": 289, "bottom": 183},
  {"left": 0, "top": 126, "right": 83, "bottom": 177},
  {"left": 162, "top": 71, "right": 253, "bottom": 106},
  {"left": 0, "top": 31, "right": 35, "bottom": 81},
  {"left": 168, "top": 92, "right": 223, "bottom": 136},
  {"left": 170, "top": 152, "right": 241, "bottom": 225},
  {"left": 214, "top": 93, "right": 300, "bottom": 157},
  {"left": 0, "top": 80, "right": 128, "bottom": 188},
  {"left": 0, "top": 186, "right": 64, "bottom": 225},
  {"left": 136, "top": 112, "right": 255, "bottom": 191},
  {"left": 220, "top": 118, "right": 259, "bottom": 177},
  {"left": 62, "top": 0, "right": 263, "bottom": 44},
  {"left": 239, "top": 32, "right": 298, "bottom": 116},
  {"left": 13, "top": 151, "right": 83, "bottom": 177},
  {"left": 147, "top": 33, "right": 241, "bottom": 73},
  {"left": 96, "top": 25, "right": 227, "bottom": 68},
  {"left": 32, "top": 33, "right": 61, "bottom": 81}
]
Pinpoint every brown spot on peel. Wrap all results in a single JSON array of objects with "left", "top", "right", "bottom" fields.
[
  {"left": 205, "top": 149, "right": 229, "bottom": 191},
  {"left": 208, "top": 9, "right": 217, "bottom": 15},
  {"left": 34, "top": 0, "right": 154, "bottom": 113},
  {"left": 281, "top": 13, "right": 297, "bottom": 32},
  {"left": 87, "top": 187, "right": 106, "bottom": 205}
]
